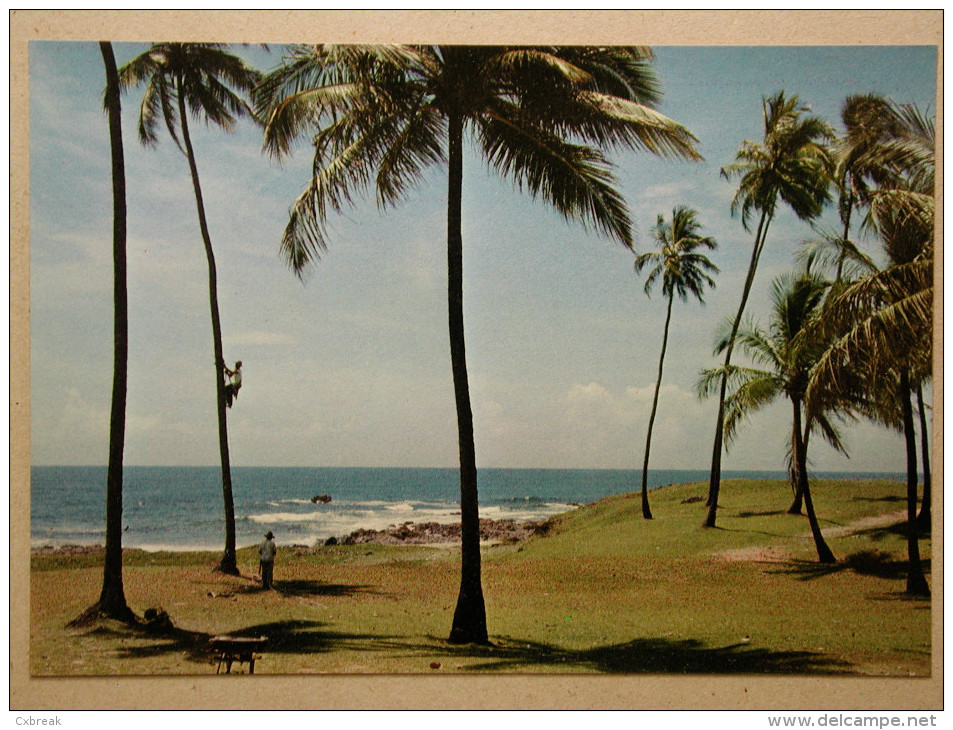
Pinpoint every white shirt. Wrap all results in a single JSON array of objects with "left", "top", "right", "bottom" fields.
[{"left": 259, "top": 538, "right": 276, "bottom": 562}]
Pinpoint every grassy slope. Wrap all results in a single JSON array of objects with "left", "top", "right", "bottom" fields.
[{"left": 30, "top": 479, "right": 931, "bottom": 676}]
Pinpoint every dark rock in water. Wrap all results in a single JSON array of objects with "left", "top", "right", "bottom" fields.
[
  {"left": 324, "top": 536, "right": 338, "bottom": 546},
  {"left": 311, "top": 494, "right": 332, "bottom": 504}
]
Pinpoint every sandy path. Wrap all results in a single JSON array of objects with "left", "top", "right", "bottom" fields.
[{"left": 715, "top": 510, "right": 908, "bottom": 563}]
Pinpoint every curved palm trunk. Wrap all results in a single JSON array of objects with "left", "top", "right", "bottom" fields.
[
  {"left": 787, "top": 426, "right": 804, "bottom": 515},
  {"left": 640, "top": 293, "right": 675, "bottom": 519},
  {"left": 176, "top": 81, "right": 239, "bottom": 576},
  {"left": 916, "top": 385, "right": 931, "bottom": 529},
  {"left": 787, "top": 486, "right": 804, "bottom": 515},
  {"left": 900, "top": 370, "right": 930, "bottom": 596},
  {"left": 93, "top": 41, "right": 133, "bottom": 622},
  {"left": 706, "top": 210, "right": 772, "bottom": 526},
  {"left": 446, "top": 110, "right": 488, "bottom": 645},
  {"left": 792, "top": 397, "right": 835, "bottom": 563},
  {"left": 788, "top": 421, "right": 812, "bottom": 514}
]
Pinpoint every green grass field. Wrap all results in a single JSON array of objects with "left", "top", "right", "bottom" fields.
[{"left": 30, "top": 478, "right": 931, "bottom": 677}]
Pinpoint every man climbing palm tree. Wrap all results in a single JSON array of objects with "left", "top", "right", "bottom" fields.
[{"left": 224, "top": 360, "right": 242, "bottom": 408}]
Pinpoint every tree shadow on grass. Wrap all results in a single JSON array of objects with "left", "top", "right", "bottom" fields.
[
  {"left": 78, "top": 620, "right": 216, "bottom": 668},
  {"left": 852, "top": 495, "right": 908, "bottom": 504},
  {"left": 224, "top": 620, "right": 386, "bottom": 656},
  {"left": 711, "top": 525, "right": 793, "bottom": 542},
  {"left": 237, "top": 579, "right": 376, "bottom": 598},
  {"left": 385, "top": 635, "right": 851, "bottom": 674},
  {"left": 852, "top": 519, "right": 931, "bottom": 541},
  {"left": 111, "top": 619, "right": 389, "bottom": 668},
  {"left": 766, "top": 549, "right": 932, "bottom": 589},
  {"left": 85, "top": 621, "right": 857, "bottom": 675},
  {"left": 737, "top": 509, "right": 789, "bottom": 518}
]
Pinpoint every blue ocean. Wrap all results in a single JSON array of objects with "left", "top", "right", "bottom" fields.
[{"left": 30, "top": 466, "right": 906, "bottom": 552}]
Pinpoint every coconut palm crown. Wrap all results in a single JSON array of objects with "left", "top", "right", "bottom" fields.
[
  {"left": 637, "top": 206, "right": 719, "bottom": 302},
  {"left": 120, "top": 43, "right": 261, "bottom": 151},
  {"left": 255, "top": 45, "right": 701, "bottom": 268}
]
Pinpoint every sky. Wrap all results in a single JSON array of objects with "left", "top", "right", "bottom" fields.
[{"left": 27, "top": 42, "right": 938, "bottom": 472}]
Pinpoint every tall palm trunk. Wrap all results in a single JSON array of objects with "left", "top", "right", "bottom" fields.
[
  {"left": 916, "top": 385, "right": 931, "bottom": 528},
  {"left": 446, "top": 110, "right": 488, "bottom": 645},
  {"left": 706, "top": 209, "right": 772, "bottom": 526},
  {"left": 900, "top": 369, "right": 930, "bottom": 596},
  {"left": 176, "top": 78, "right": 238, "bottom": 576},
  {"left": 95, "top": 41, "right": 133, "bottom": 621},
  {"left": 640, "top": 292, "right": 675, "bottom": 519},
  {"left": 791, "top": 397, "right": 835, "bottom": 563},
  {"left": 834, "top": 186, "right": 854, "bottom": 283}
]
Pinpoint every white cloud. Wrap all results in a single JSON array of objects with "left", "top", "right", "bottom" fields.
[{"left": 636, "top": 179, "right": 698, "bottom": 203}]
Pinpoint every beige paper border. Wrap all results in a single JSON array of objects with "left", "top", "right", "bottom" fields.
[{"left": 9, "top": 9, "right": 943, "bottom": 711}]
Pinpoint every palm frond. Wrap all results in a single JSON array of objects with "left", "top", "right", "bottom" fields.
[
  {"left": 797, "top": 229, "right": 878, "bottom": 279},
  {"left": 808, "top": 412, "right": 849, "bottom": 455},
  {"left": 479, "top": 110, "right": 633, "bottom": 247},
  {"left": 721, "top": 372, "right": 784, "bottom": 446}
]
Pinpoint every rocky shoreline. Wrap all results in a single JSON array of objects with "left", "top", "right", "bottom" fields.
[
  {"left": 31, "top": 517, "right": 553, "bottom": 555},
  {"left": 322, "top": 517, "right": 551, "bottom": 547}
]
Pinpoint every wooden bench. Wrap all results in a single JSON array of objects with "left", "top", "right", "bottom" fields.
[{"left": 210, "top": 636, "right": 268, "bottom": 674}]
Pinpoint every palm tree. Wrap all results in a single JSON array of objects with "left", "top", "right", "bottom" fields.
[
  {"left": 705, "top": 92, "right": 833, "bottom": 527},
  {"left": 255, "top": 45, "right": 701, "bottom": 643},
  {"left": 699, "top": 273, "right": 842, "bottom": 563},
  {"left": 118, "top": 44, "right": 261, "bottom": 575},
  {"left": 73, "top": 42, "right": 134, "bottom": 624},
  {"left": 634, "top": 206, "right": 717, "bottom": 519}
]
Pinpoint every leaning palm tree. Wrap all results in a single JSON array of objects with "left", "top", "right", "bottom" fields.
[
  {"left": 700, "top": 273, "right": 843, "bottom": 563},
  {"left": 255, "top": 45, "right": 701, "bottom": 643},
  {"left": 634, "top": 206, "right": 717, "bottom": 519},
  {"left": 73, "top": 42, "right": 134, "bottom": 624},
  {"left": 118, "top": 44, "right": 261, "bottom": 575},
  {"left": 705, "top": 92, "right": 833, "bottom": 527}
]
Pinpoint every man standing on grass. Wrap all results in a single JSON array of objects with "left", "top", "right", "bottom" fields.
[{"left": 259, "top": 531, "right": 276, "bottom": 590}]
